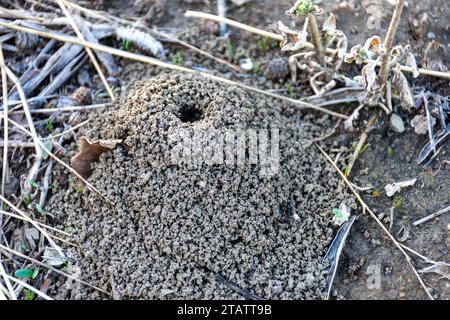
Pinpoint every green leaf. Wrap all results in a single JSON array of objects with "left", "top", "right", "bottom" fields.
[
  {"left": 35, "top": 204, "right": 45, "bottom": 216},
  {"left": 332, "top": 208, "right": 342, "bottom": 218},
  {"left": 32, "top": 269, "right": 39, "bottom": 279},
  {"left": 27, "top": 179, "right": 39, "bottom": 188},
  {"left": 14, "top": 268, "right": 34, "bottom": 278},
  {"left": 45, "top": 118, "right": 54, "bottom": 132},
  {"left": 24, "top": 289, "right": 35, "bottom": 301}
]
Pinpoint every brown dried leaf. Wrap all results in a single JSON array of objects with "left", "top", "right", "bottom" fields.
[
  {"left": 71, "top": 137, "right": 122, "bottom": 179},
  {"left": 278, "top": 20, "right": 307, "bottom": 52},
  {"left": 392, "top": 65, "right": 414, "bottom": 111},
  {"left": 363, "top": 35, "right": 383, "bottom": 59},
  {"left": 322, "top": 13, "right": 337, "bottom": 32}
]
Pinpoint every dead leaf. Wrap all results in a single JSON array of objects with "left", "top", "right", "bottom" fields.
[
  {"left": 411, "top": 115, "right": 435, "bottom": 135},
  {"left": 385, "top": 178, "right": 417, "bottom": 197},
  {"left": 278, "top": 20, "right": 308, "bottom": 52},
  {"left": 71, "top": 137, "right": 122, "bottom": 179},
  {"left": 43, "top": 247, "right": 66, "bottom": 266},
  {"left": 323, "top": 13, "right": 336, "bottom": 32},
  {"left": 419, "top": 262, "right": 450, "bottom": 281},
  {"left": 392, "top": 65, "right": 415, "bottom": 111}
]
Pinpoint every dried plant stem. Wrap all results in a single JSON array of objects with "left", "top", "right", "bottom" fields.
[
  {"left": 10, "top": 103, "right": 109, "bottom": 114},
  {"left": 0, "top": 113, "right": 111, "bottom": 203},
  {"left": 61, "top": 0, "right": 242, "bottom": 72},
  {"left": 379, "top": 0, "right": 405, "bottom": 88},
  {"left": 0, "top": 243, "right": 110, "bottom": 296},
  {"left": 0, "top": 210, "right": 71, "bottom": 237},
  {"left": 54, "top": 0, "right": 115, "bottom": 101},
  {"left": 346, "top": 116, "right": 376, "bottom": 176},
  {"left": 0, "top": 21, "right": 348, "bottom": 119},
  {"left": 185, "top": 10, "right": 450, "bottom": 80},
  {"left": 5, "top": 274, "right": 52, "bottom": 300},
  {"left": 315, "top": 144, "right": 434, "bottom": 300},
  {"left": 0, "top": 254, "right": 16, "bottom": 300},
  {"left": 0, "top": 45, "right": 8, "bottom": 203},
  {"left": 307, "top": 15, "right": 327, "bottom": 73},
  {"left": 0, "top": 194, "right": 64, "bottom": 258}
]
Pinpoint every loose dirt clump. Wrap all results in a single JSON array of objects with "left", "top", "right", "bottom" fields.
[{"left": 49, "top": 73, "right": 356, "bottom": 299}]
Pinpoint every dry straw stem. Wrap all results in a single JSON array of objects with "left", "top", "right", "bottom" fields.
[
  {"left": 0, "top": 209, "right": 70, "bottom": 236},
  {"left": 0, "top": 243, "right": 111, "bottom": 296},
  {"left": 315, "top": 143, "right": 434, "bottom": 300},
  {"left": 0, "top": 194, "right": 64, "bottom": 258},
  {"left": 61, "top": 0, "right": 242, "bottom": 73},
  {"left": 185, "top": 10, "right": 450, "bottom": 80},
  {"left": 5, "top": 274, "right": 52, "bottom": 300},
  {"left": 54, "top": 0, "right": 115, "bottom": 101},
  {"left": 10, "top": 103, "right": 109, "bottom": 114},
  {"left": 0, "top": 112, "right": 111, "bottom": 203},
  {"left": 0, "top": 21, "right": 348, "bottom": 119},
  {"left": 346, "top": 116, "right": 376, "bottom": 176},
  {"left": 0, "top": 45, "right": 8, "bottom": 201},
  {"left": 0, "top": 252, "right": 16, "bottom": 300},
  {"left": 379, "top": 0, "right": 405, "bottom": 90}
]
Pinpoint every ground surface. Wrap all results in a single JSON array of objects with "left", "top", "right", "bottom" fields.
[
  {"left": 101, "top": 0, "right": 449, "bottom": 299},
  {"left": 0, "top": 0, "right": 448, "bottom": 300}
]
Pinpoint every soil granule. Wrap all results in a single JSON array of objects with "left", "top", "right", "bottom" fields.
[{"left": 50, "top": 73, "right": 356, "bottom": 299}]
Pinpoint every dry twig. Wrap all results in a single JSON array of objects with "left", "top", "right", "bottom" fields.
[{"left": 315, "top": 144, "right": 434, "bottom": 300}]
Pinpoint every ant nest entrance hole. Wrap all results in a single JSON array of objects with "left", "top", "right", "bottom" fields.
[{"left": 176, "top": 102, "right": 204, "bottom": 123}]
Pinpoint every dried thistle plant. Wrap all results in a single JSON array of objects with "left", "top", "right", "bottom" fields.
[{"left": 279, "top": 0, "right": 353, "bottom": 96}]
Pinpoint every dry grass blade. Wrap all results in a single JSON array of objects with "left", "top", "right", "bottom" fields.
[
  {"left": 0, "top": 243, "right": 111, "bottom": 296},
  {"left": 5, "top": 274, "right": 53, "bottom": 300},
  {"left": 185, "top": 10, "right": 450, "bottom": 80},
  {"left": 0, "top": 255, "right": 16, "bottom": 300},
  {"left": 0, "top": 210, "right": 71, "bottom": 237},
  {"left": 0, "top": 113, "right": 112, "bottom": 204},
  {"left": 0, "top": 194, "right": 64, "bottom": 258},
  {"left": 54, "top": 0, "right": 115, "bottom": 101},
  {"left": 0, "top": 52, "right": 41, "bottom": 156},
  {"left": 0, "top": 20, "right": 348, "bottom": 119},
  {"left": 0, "top": 45, "right": 8, "bottom": 204},
  {"left": 314, "top": 143, "right": 434, "bottom": 300},
  {"left": 42, "top": 119, "right": 89, "bottom": 140},
  {"left": 10, "top": 103, "right": 109, "bottom": 114}
]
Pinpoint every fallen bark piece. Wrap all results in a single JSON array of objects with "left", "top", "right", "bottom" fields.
[
  {"left": 385, "top": 178, "right": 417, "bottom": 197},
  {"left": 71, "top": 137, "right": 122, "bottom": 179}
]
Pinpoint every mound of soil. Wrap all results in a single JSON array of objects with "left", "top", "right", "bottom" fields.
[{"left": 50, "top": 73, "right": 356, "bottom": 299}]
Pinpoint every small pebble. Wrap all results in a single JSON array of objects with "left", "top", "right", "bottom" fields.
[
  {"left": 427, "top": 32, "right": 436, "bottom": 39},
  {"left": 389, "top": 114, "right": 405, "bottom": 133}
]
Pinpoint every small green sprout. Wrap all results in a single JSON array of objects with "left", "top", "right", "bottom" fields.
[
  {"left": 120, "top": 39, "right": 130, "bottom": 51},
  {"left": 351, "top": 142, "right": 370, "bottom": 155},
  {"left": 393, "top": 195, "right": 402, "bottom": 209},
  {"left": 343, "top": 164, "right": 351, "bottom": 176},
  {"left": 284, "top": 83, "right": 294, "bottom": 94},
  {"left": 171, "top": 51, "right": 183, "bottom": 66},
  {"left": 357, "top": 47, "right": 367, "bottom": 61},
  {"left": 294, "top": 0, "right": 314, "bottom": 15},
  {"left": 45, "top": 119, "right": 54, "bottom": 132},
  {"left": 257, "top": 37, "right": 270, "bottom": 52},
  {"left": 270, "top": 40, "right": 278, "bottom": 49},
  {"left": 23, "top": 195, "right": 31, "bottom": 206},
  {"left": 74, "top": 186, "right": 85, "bottom": 194},
  {"left": 35, "top": 203, "right": 45, "bottom": 216},
  {"left": 48, "top": 183, "right": 56, "bottom": 190},
  {"left": 387, "top": 146, "right": 394, "bottom": 158},
  {"left": 332, "top": 208, "right": 342, "bottom": 219},
  {"left": 27, "top": 179, "right": 39, "bottom": 188},
  {"left": 225, "top": 40, "right": 234, "bottom": 59},
  {"left": 21, "top": 243, "right": 30, "bottom": 253},
  {"left": 23, "top": 289, "right": 35, "bottom": 301},
  {"left": 252, "top": 61, "right": 261, "bottom": 74}
]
